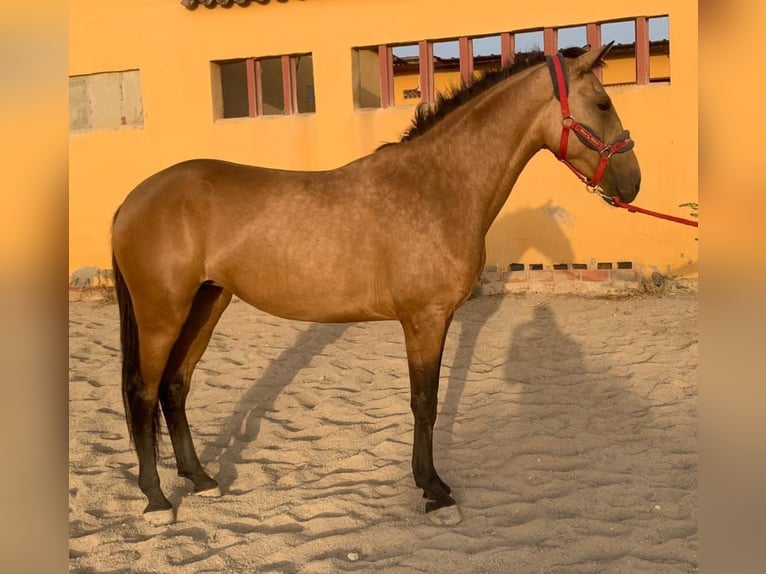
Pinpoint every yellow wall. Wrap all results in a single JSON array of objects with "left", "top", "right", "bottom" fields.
[
  {"left": 393, "top": 72, "right": 422, "bottom": 107},
  {"left": 69, "top": 0, "right": 697, "bottom": 277}
]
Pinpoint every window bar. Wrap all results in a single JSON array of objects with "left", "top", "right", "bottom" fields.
[
  {"left": 281, "top": 55, "right": 293, "bottom": 115},
  {"left": 246, "top": 58, "right": 257, "bottom": 117},
  {"left": 378, "top": 45, "right": 393, "bottom": 108},
  {"left": 419, "top": 40, "right": 434, "bottom": 104},
  {"left": 253, "top": 59, "right": 264, "bottom": 116},
  {"left": 544, "top": 27, "right": 557, "bottom": 55},
  {"left": 459, "top": 36, "right": 473, "bottom": 86},
  {"left": 289, "top": 55, "right": 300, "bottom": 112},
  {"left": 586, "top": 23, "right": 602, "bottom": 81},
  {"left": 635, "top": 16, "right": 650, "bottom": 84},
  {"left": 501, "top": 32, "right": 515, "bottom": 67}
]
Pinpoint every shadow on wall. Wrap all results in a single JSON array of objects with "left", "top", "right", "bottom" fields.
[{"left": 484, "top": 200, "right": 575, "bottom": 269}]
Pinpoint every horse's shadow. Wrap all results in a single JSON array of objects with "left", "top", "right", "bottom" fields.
[
  {"left": 196, "top": 322, "right": 351, "bottom": 491},
  {"left": 195, "top": 203, "right": 574, "bottom": 492}
]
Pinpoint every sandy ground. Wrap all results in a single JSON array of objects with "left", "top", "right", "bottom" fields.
[{"left": 69, "top": 292, "right": 697, "bottom": 573}]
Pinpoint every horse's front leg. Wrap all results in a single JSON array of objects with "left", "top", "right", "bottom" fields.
[{"left": 401, "top": 308, "right": 462, "bottom": 525}]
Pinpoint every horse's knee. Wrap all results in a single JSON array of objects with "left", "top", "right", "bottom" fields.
[{"left": 410, "top": 392, "right": 438, "bottom": 423}]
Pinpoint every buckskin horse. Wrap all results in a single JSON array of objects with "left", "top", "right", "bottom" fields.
[{"left": 111, "top": 44, "right": 640, "bottom": 526}]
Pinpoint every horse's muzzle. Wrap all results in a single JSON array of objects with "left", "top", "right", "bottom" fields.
[{"left": 618, "top": 173, "right": 641, "bottom": 204}]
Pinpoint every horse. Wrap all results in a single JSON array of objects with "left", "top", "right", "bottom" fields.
[{"left": 111, "top": 43, "right": 640, "bottom": 526}]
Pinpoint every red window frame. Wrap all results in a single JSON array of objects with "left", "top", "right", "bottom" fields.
[
  {"left": 362, "top": 15, "right": 666, "bottom": 109},
  {"left": 232, "top": 53, "right": 308, "bottom": 118}
]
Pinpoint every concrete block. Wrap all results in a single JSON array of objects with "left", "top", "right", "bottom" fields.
[
  {"left": 528, "top": 270, "right": 554, "bottom": 282},
  {"left": 581, "top": 269, "right": 610, "bottom": 282}
]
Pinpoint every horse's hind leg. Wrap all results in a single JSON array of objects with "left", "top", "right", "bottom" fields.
[
  {"left": 128, "top": 307, "right": 195, "bottom": 524},
  {"left": 401, "top": 307, "right": 462, "bottom": 525},
  {"left": 159, "top": 284, "right": 232, "bottom": 496},
  {"left": 120, "top": 279, "right": 204, "bottom": 525}
]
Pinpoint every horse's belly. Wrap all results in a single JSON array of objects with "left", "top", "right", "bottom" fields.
[{"left": 220, "top": 269, "right": 396, "bottom": 323}]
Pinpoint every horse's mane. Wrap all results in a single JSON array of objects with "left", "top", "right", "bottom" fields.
[{"left": 382, "top": 46, "right": 592, "bottom": 147}]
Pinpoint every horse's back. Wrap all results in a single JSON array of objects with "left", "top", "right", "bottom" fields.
[{"left": 114, "top": 158, "right": 311, "bottom": 243}]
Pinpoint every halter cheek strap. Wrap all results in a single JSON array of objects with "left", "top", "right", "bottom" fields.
[{"left": 545, "top": 53, "right": 634, "bottom": 193}]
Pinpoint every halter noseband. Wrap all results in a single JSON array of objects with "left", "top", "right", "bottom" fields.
[{"left": 545, "top": 53, "right": 634, "bottom": 200}]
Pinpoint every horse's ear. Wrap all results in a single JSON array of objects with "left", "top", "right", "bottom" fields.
[
  {"left": 572, "top": 41, "right": 614, "bottom": 74},
  {"left": 596, "top": 41, "right": 616, "bottom": 62}
]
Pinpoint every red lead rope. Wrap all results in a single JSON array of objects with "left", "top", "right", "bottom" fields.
[{"left": 611, "top": 196, "right": 699, "bottom": 227}]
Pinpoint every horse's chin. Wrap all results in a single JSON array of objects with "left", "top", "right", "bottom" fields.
[
  {"left": 604, "top": 185, "right": 638, "bottom": 205},
  {"left": 618, "top": 190, "right": 639, "bottom": 204}
]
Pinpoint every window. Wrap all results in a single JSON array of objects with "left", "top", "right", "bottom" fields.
[
  {"left": 557, "top": 25, "right": 587, "bottom": 50},
  {"left": 648, "top": 16, "right": 670, "bottom": 82},
  {"left": 392, "top": 44, "right": 420, "bottom": 106},
  {"left": 599, "top": 16, "right": 670, "bottom": 85},
  {"left": 472, "top": 35, "right": 503, "bottom": 75},
  {"left": 601, "top": 20, "right": 637, "bottom": 84},
  {"left": 352, "top": 46, "right": 381, "bottom": 108},
  {"left": 514, "top": 30, "right": 544, "bottom": 53},
  {"left": 433, "top": 39, "right": 461, "bottom": 95},
  {"left": 293, "top": 54, "right": 316, "bottom": 113},
  {"left": 260, "top": 57, "right": 286, "bottom": 115},
  {"left": 69, "top": 70, "right": 144, "bottom": 132},
  {"left": 352, "top": 16, "right": 669, "bottom": 109},
  {"left": 218, "top": 60, "right": 249, "bottom": 118},
  {"left": 213, "top": 53, "right": 315, "bottom": 119}
]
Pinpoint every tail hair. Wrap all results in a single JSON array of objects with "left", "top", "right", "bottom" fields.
[{"left": 113, "top": 211, "right": 162, "bottom": 453}]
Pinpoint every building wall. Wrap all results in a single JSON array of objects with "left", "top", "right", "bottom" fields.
[{"left": 69, "top": 0, "right": 697, "bottom": 277}]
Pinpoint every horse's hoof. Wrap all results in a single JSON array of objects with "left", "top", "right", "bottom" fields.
[
  {"left": 143, "top": 508, "right": 176, "bottom": 526},
  {"left": 194, "top": 486, "right": 222, "bottom": 498},
  {"left": 426, "top": 504, "right": 463, "bottom": 526}
]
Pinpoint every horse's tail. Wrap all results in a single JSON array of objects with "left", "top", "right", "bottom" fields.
[{"left": 112, "top": 209, "right": 161, "bottom": 453}]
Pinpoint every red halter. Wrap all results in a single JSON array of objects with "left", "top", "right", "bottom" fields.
[
  {"left": 545, "top": 53, "right": 634, "bottom": 195},
  {"left": 545, "top": 53, "right": 698, "bottom": 228}
]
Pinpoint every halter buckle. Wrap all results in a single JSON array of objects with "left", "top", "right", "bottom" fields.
[
  {"left": 586, "top": 184, "right": 616, "bottom": 205},
  {"left": 586, "top": 183, "right": 603, "bottom": 194}
]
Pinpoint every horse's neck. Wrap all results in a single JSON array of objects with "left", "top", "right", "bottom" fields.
[{"left": 413, "top": 67, "right": 549, "bottom": 233}]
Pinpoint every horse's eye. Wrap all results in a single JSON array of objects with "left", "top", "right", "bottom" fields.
[{"left": 597, "top": 100, "right": 612, "bottom": 111}]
